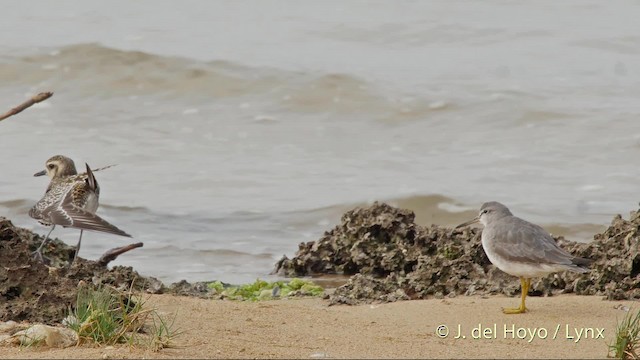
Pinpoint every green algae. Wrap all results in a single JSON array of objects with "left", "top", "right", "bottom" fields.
[{"left": 207, "top": 278, "right": 324, "bottom": 301}]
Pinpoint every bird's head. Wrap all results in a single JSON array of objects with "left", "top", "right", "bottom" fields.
[
  {"left": 456, "top": 201, "right": 513, "bottom": 228},
  {"left": 34, "top": 155, "right": 78, "bottom": 179}
]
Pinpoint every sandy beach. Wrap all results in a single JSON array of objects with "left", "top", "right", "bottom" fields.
[
  {"left": 1, "top": 294, "right": 631, "bottom": 359},
  {"left": 3, "top": 202, "right": 638, "bottom": 359}
]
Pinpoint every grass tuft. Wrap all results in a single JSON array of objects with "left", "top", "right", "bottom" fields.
[
  {"left": 67, "top": 284, "right": 179, "bottom": 350},
  {"left": 609, "top": 308, "right": 640, "bottom": 359}
]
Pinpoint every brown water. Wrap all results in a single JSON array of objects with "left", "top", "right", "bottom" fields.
[{"left": 0, "top": 1, "right": 638, "bottom": 283}]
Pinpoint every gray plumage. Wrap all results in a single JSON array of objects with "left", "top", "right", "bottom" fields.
[
  {"left": 456, "top": 201, "right": 592, "bottom": 313},
  {"left": 477, "top": 201, "right": 591, "bottom": 276}
]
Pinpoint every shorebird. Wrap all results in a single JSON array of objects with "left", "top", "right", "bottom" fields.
[
  {"left": 29, "top": 155, "right": 131, "bottom": 263},
  {"left": 456, "top": 201, "right": 591, "bottom": 314}
]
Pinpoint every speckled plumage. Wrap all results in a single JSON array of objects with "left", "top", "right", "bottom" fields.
[{"left": 29, "top": 155, "right": 131, "bottom": 262}]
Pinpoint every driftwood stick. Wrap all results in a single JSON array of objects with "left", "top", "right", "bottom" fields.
[
  {"left": 97, "top": 242, "right": 143, "bottom": 267},
  {"left": 0, "top": 91, "right": 53, "bottom": 122}
]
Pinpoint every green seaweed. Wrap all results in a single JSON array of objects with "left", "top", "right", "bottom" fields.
[
  {"left": 207, "top": 278, "right": 324, "bottom": 301},
  {"left": 207, "top": 280, "right": 225, "bottom": 293},
  {"left": 300, "top": 283, "right": 324, "bottom": 296}
]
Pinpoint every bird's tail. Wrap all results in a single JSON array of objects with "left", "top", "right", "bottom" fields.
[{"left": 85, "top": 163, "right": 98, "bottom": 191}]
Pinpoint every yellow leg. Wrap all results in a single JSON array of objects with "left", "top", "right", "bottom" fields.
[{"left": 502, "top": 277, "right": 530, "bottom": 314}]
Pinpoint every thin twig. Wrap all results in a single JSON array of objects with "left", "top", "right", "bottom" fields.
[
  {"left": 92, "top": 164, "right": 118, "bottom": 173},
  {"left": 3, "top": 265, "right": 31, "bottom": 271},
  {"left": 97, "top": 242, "right": 144, "bottom": 267},
  {"left": 0, "top": 92, "right": 53, "bottom": 122}
]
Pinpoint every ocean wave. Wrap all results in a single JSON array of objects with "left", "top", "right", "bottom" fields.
[
  {"left": 0, "top": 199, "right": 32, "bottom": 209},
  {"left": 284, "top": 194, "right": 476, "bottom": 228},
  {"left": 0, "top": 43, "right": 447, "bottom": 119},
  {"left": 0, "top": 43, "right": 285, "bottom": 97},
  {"left": 99, "top": 203, "right": 151, "bottom": 213},
  {"left": 150, "top": 245, "right": 269, "bottom": 257}
]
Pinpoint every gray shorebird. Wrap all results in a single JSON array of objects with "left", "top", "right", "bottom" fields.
[
  {"left": 456, "top": 201, "right": 591, "bottom": 314},
  {"left": 29, "top": 155, "right": 131, "bottom": 263}
]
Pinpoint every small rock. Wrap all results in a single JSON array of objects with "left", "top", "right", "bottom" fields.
[
  {"left": 167, "top": 280, "right": 213, "bottom": 298},
  {"left": 146, "top": 277, "right": 164, "bottom": 294},
  {"left": 13, "top": 324, "right": 78, "bottom": 348},
  {"left": 0, "top": 334, "right": 11, "bottom": 344},
  {"left": 0, "top": 320, "right": 19, "bottom": 334},
  {"left": 310, "top": 352, "right": 330, "bottom": 358},
  {"left": 614, "top": 304, "right": 630, "bottom": 312}
]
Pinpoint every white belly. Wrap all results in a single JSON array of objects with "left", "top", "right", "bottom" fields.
[{"left": 481, "top": 235, "right": 566, "bottom": 278}]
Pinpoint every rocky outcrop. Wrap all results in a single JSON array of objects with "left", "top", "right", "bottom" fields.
[
  {"left": 274, "top": 202, "right": 640, "bottom": 304},
  {"left": 0, "top": 217, "right": 163, "bottom": 324}
]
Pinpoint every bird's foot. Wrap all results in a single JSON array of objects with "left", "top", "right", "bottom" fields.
[
  {"left": 502, "top": 306, "right": 528, "bottom": 314},
  {"left": 32, "top": 250, "right": 44, "bottom": 262},
  {"left": 31, "top": 250, "right": 51, "bottom": 265},
  {"left": 65, "top": 250, "right": 80, "bottom": 268},
  {"left": 67, "top": 257, "right": 78, "bottom": 268}
]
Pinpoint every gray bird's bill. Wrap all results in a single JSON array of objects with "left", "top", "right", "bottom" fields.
[{"left": 455, "top": 217, "right": 479, "bottom": 229}]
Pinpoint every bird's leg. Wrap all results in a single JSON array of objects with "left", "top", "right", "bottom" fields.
[
  {"left": 503, "top": 277, "right": 529, "bottom": 314},
  {"left": 70, "top": 229, "right": 83, "bottom": 265},
  {"left": 32, "top": 225, "right": 56, "bottom": 262},
  {"left": 523, "top": 278, "right": 531, "bottom": 311}
]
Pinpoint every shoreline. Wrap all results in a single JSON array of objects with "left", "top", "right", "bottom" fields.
[
  {"left": 3, "top": 201, "right": 640, "bottom": 358},
  {"left": 1, "top": 293, "right": 628, "bottom": 359}
]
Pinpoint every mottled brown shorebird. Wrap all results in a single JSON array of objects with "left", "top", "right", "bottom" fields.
[
  {"left": 456, "top": 201, "right": 591, "bottom": 314},
  {"left": 29, "top": 155, "right": 131, "bottom": 263}
]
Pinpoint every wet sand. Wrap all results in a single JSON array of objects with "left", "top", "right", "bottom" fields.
[{"left": 1, "top": 294, "right": 630, "bottom": 359}]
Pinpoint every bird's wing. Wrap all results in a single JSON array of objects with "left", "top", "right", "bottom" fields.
[
  {"left": 487, "top": 217, "right": 575, "bottom": 265},
  {"left": 28, "top": 180, "right": 72, "bottom": 221},
  {"left": 47, "top": 182, "right": 131, "bottom": 237}
]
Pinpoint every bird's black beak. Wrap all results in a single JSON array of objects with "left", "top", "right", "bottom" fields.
[
  {"left": 455, "top": 217, "right": 479, "bottom": 229},
  {"left": 34, "top": 170, "right": 46, "bottom": 177}
]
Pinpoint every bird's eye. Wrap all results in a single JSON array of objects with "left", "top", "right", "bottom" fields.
[
  {"left": 47, "top": 164, "right": 55, "bottom": 169},
  {"left": 481, "top": 209, "right": 488, "bottom": 215}
]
